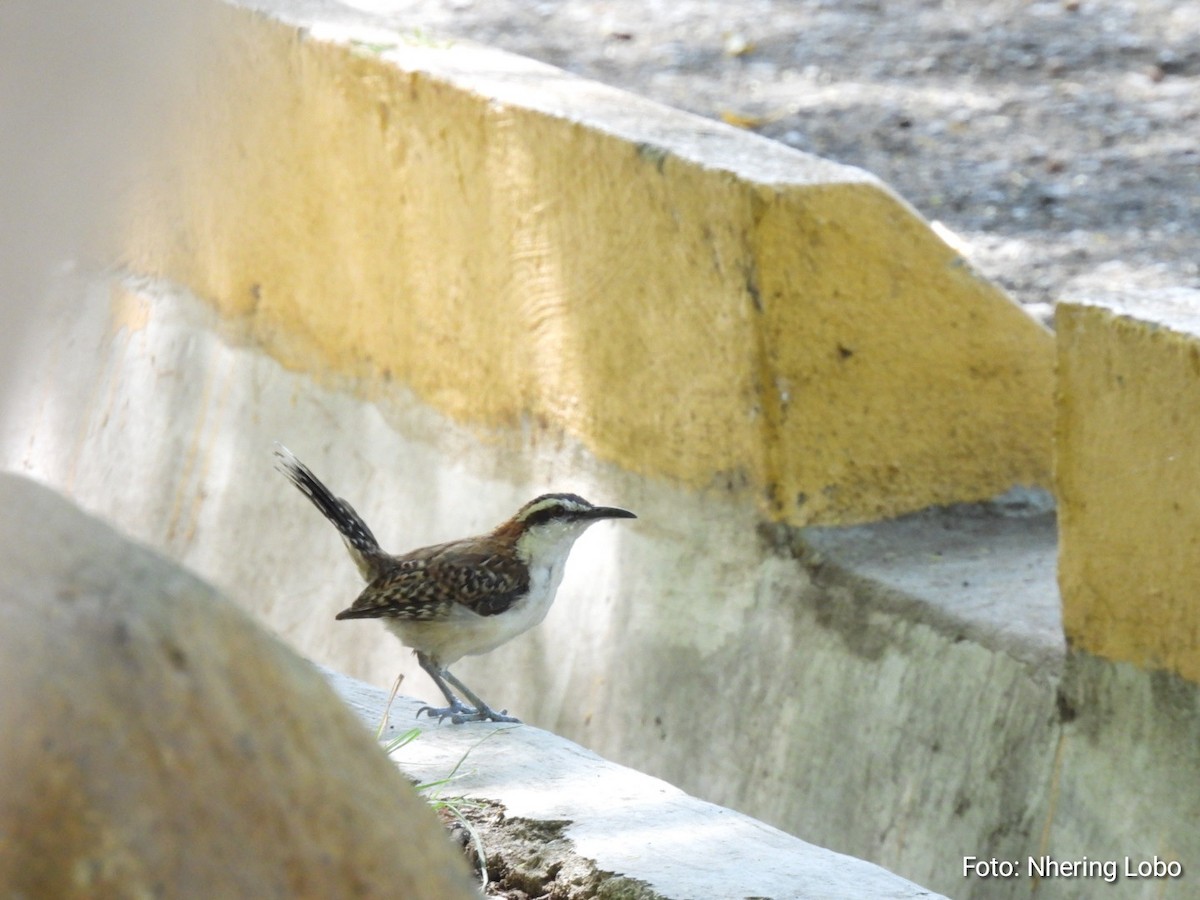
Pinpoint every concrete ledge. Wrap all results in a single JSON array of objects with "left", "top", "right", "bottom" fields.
[
  {"left": 5, "top": 0, "right": 1198, "bottom": 895},
  {"left": 123, "top": 0, "right": 1054, "bottom": 526},
  {"left": 1057, "top": 288, "right": 1200, "bottom": 683},
  {"left": 325, "top": 667, "right": 945, "bottom": 900},
  {"left": 11, "top": 268, "right": 1200, "bottom": 897},
  {"left": 0, "top": 270, "right": 1091, "bottom": 897},
  {"left": 801, "top": 495, "right": 1062, "bottom": 671},
  {"left": 796, "top": 510, "right": 1200, "bottom": 899}
]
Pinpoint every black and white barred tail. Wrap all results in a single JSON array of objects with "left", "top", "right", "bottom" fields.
[{"left": 273, "top": 444, "right": 386, "bottom": 580}]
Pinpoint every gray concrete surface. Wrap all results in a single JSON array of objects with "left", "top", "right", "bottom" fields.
[
  {"left": 7, "top": 238, "right": 1200, "bottom": 897},
  {"left": 2, "top": 3, "right": 1196, "bottom": 894},
  {"left": 10, "top": 269, "right": 1198, "bottom": 898},
  {"left": 328, "top": 668, "right": 946, "bottom": 899},
  {"left": 0, "top": 273, "right": 1053, "bottom": 893},
  {"left": 802, "top": 498, "right": 1063, "bottom": 672}
]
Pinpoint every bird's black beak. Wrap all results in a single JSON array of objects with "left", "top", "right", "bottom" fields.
[{"left": 588, "top": 506, "right": 637, "bottom": 520}]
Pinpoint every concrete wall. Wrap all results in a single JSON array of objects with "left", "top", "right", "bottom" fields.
[
  {"left": 0, "top": 273, "right": 1052, "bottom": 897},
  {"left": 1047, "top": 289, "right": 1200, "bottom": 897},
  {"left": 6, "top": 1, "right": 1199, "bottom": 898},
  {"left": 124, "top": 0, "right": 1054, "bottom": 527},
  {"left": 1046, "top": 652, "right": 1199, "bottom": 898},
  {"left": 1058, "top": 290, "right": 1200, "bottom": 683}
]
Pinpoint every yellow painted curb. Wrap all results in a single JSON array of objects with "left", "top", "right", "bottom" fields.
[
  {"left": 124, "top": 5, "right": 1053, "bottom": 525},
  {"left": 1058, "top": 293, "right": 1200, "bottom": 684}
]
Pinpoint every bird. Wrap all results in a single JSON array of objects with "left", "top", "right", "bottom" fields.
[{"left": 273, "top": 444, "right": 635, "bottom": 724}]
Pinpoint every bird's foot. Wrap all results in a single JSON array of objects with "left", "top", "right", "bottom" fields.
[
  {"left": 416, "top": 700, "right": 520, "bottom": 725},
  {"left": 416, "top": 699, "right": 475, "bottom": 722},
  {"left": 457, "top": 704, "right": 520, "bottom": 725}
]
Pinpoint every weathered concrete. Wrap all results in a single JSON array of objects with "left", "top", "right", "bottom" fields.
[
  {"left": 1042, "top": 652, "right": 1200, "bottom": 898},
  {"left": 1058, "top": 288, "right": 1200, "bottom": 683},
  {"left": 802, "top": 495, "right": 1061, "bottom": 670},
  {"left": 0, "top": 464, "right": 949, "bottom": 898},
  {"left": 11, "top": 271, "right": 1200, "bottom": 898},
  {"left": 122, "top": 0, "right": 1054, "bottom": 527},
  {"left": 795, "top": 512, "right": 1200, "bottom": 900},
  {"left": 0, "top": 473, "right": 478, "bottom": 899},
  {"left": 4, "top": 0, "right": 1195, "bottom": 896},
  {"left": 776, "top": 511, "right": 1063, "bottom": 898},
  {"left": 0, "top": 273, "right": 1053, "bottom": 897},
  {"left": 327, "top": 668, "right": 946, "bottom": 900}
]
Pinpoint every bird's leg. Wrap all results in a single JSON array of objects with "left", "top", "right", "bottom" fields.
[
  {"left": 413, "top": 652, "right": 520, "bottom": 724},
  {"left": 441, "top": 668, "right": 520, "bottom": 724},
  {"left": 414, "top": 653, "right": 478, "bottom": 722}
]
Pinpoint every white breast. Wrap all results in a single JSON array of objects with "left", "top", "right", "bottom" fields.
[
  {"left": 385, "top": 553, "right": 570, "bottom": 666},
  {"left": 384, "top": 518, "right": 594, "bottom": 666}
]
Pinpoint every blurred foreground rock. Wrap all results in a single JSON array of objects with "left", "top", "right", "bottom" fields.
[{"left": 0, "top": 473, "right": 476, "bottom": 899}]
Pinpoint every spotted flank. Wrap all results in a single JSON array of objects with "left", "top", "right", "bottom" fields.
[{"left": 335, "top": 540, "right": 530, "bottom": 621}]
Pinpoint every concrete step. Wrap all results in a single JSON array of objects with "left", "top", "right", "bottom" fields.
[{"left": 326, "top": 667, "right": 946, "bottom": 900}]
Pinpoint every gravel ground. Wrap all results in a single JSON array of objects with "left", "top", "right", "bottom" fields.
[{"left": 365, "top": 0, "right": 1199, "bottom": 324}]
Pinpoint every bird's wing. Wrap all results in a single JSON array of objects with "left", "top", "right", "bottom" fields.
[{"left": 335, "top": 541, "right": 530, "bottom": 621}]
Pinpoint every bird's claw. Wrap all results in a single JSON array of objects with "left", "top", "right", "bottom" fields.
[
  {"left": 416, "top": 703, "right": 520, "bottom": 724},
  {"left": 467, "top": 706, "right": 520, "bottom": 724},
  {"left": 416, "top": 702, "right": 475, "bottom": 723}
]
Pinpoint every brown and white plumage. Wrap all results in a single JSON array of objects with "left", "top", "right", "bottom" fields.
[{"left": 274, "top": 444, "right": 635, "bottom": 723}]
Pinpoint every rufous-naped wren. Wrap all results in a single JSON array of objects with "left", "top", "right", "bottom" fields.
[{"left": 274, "top": 445, "right": 635, "bottom": 724}]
